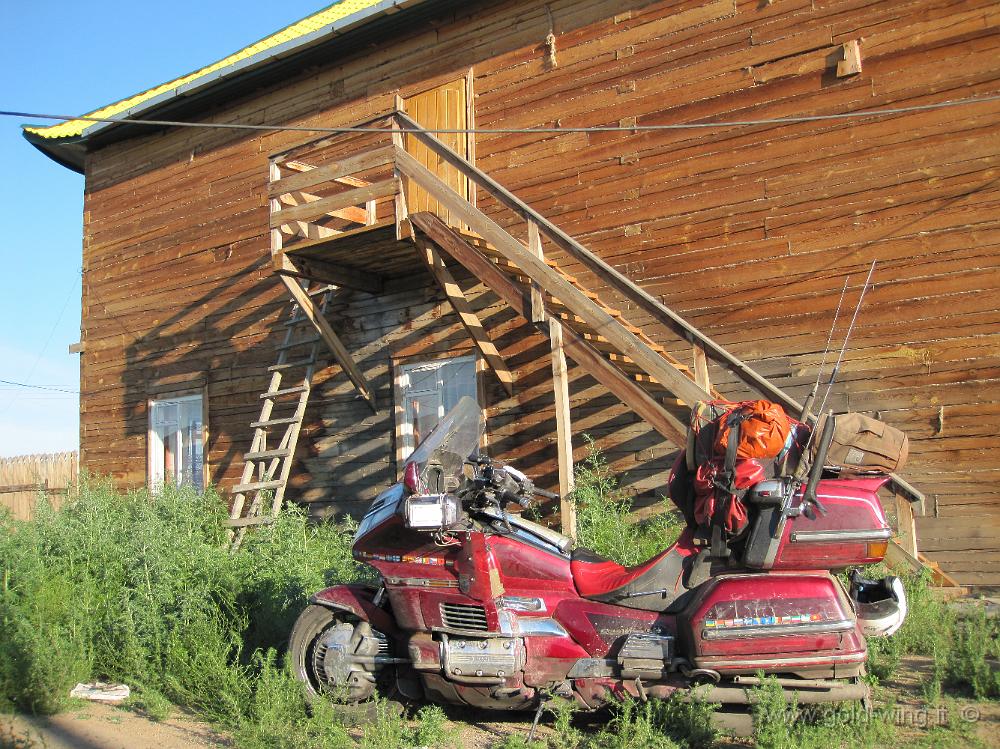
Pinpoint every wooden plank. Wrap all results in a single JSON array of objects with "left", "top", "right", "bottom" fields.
[
  {"left": 395, "top": 110, "right": 803, "bottom": 414},
  {"left": 528, "top": 219, "right": 547, "bottom": 323},
  {"left": 270, "top": 179, "right": 399, "bottom": 227},
  {"left": 395, "top": 148, "right": 711, "bottom": 408},
  {"left": 268, "top": 145, "right": 396, "bottom": 196},
  {"left": 278, "top": 275, "right": 377, "bottom": 413},
  {"left": 894, "top": 491, "right": 919, "bottom": 559},
  {"left": 692, "top": 342, "right": 711, "bottom": 393},
  {"left": 412, "top": 234, "right": 515, "bottom": 396},
  {"left": 549, "top": 317, "right": 576, "bottom": 538},
  {"left": 410, "top": 212, "right": 688, "bottom": 446}
]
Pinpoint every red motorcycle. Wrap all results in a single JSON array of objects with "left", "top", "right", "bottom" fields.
[{"left": 288, "top": 397, "right": 906, "bottom": 729}]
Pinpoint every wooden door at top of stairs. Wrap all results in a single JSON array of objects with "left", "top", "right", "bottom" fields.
[{"left": 403, "top": 78, "right": 471, "bottom": 226}]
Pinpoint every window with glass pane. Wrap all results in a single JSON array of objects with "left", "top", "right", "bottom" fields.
[
  {"left": 399, "top": 356, "right": 477, "bottom": 459},
  {"left": 149, "top": 394, "right": 204, "bottom": 492}
]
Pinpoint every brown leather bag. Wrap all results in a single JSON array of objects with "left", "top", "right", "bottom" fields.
[{"left": 812, "top": 413, "right": 908, "bottom": 474}]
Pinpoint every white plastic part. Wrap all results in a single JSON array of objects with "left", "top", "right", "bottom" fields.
[{"left": 859, "top": 577, "right": 907, "bottom": 637}]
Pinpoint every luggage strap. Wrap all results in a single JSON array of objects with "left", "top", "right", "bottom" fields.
[{"left": 710, "top": 409, "right": 749, "bottom": 558}]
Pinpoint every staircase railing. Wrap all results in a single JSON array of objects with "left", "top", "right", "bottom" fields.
[{"left": 387, "top": 111, "right": 923, "bottom": 506}]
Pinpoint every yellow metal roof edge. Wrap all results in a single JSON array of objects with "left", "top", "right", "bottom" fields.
[{"left": 24, "top": 0, "right": 393, "bottom": 140}]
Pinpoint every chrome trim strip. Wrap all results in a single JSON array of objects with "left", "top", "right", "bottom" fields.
[
  {"left": 701, "top": 619, "right": 855, "bottom": 640},
  {"left": 695, "top": 650, "right": 867, "bottom": 669},
  {"left": 789, "top": 528, "right": 892, "bottom": 543}
]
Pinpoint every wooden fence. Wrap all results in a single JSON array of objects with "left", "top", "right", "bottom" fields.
[{"left": 0, "top": 451, "right": 78, "bottom": 520}]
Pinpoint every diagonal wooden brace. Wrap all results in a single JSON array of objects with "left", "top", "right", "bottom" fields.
[
  {"left": 413, "top": 234, "right": 514, "bottom": 396},
  {"left": 276, "top": 270, "right": 377, "bottom": 413}
]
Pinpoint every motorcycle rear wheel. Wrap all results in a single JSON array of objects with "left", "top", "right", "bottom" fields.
[{"left": 288, "top": 604, "right": 381, "bottom": 703}]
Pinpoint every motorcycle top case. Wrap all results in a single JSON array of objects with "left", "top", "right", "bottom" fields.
[{"left": 744, "top": 476, "right": 893, "bottom": 571}]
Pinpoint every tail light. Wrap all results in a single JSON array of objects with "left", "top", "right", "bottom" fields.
[{"left": 403, "top": 462, "right": 421, "bottom": 494}]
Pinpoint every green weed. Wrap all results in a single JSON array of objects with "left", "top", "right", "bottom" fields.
[
  {"left": 945, "top": 605, "right": 1000, "bottom": 700},
  {"left": 572, "top": 439, "right": 685, "bottom": 566},
  {"left": 750, "top": 674, "right": 895, "bottom": 749},
  {"left": 0, "top": 478, "right": 366, "bottom": 743}
]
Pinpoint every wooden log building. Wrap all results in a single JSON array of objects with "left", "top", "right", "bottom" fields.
[{"left": 24, "top": 0, "right": 1000, "bottom": 585}]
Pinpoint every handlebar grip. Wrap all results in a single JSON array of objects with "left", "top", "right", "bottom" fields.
[{"left": 533, "top": 487, "right": 559, "bottom": 500}]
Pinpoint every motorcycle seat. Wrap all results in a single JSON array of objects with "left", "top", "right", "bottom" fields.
[{"left": 570, "top": 527, "right": 700, "bottom": 612}]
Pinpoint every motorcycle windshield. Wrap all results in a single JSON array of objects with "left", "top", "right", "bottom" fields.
[{"left": 405, "top": 396, "right": 484, "bottom": 493}]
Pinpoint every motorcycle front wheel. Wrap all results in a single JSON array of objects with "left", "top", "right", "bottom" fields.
[{"left": 288, "top": 604, "right": 385, "bottom": 703}]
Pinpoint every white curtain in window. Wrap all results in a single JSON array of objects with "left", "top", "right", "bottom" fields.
[{"left": 149, "top": 395, "right": 204, "bottom": 492}]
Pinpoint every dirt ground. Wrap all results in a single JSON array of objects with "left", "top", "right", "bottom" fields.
[
  {"left": 3, "top": 658, "right": 998, "bottom": 749},
  {"left": 3, "top": 703, "right": 231, "bottom": 749}
]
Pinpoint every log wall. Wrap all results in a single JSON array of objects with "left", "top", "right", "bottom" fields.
[{"left": 80, "top": 0, "right": 1000, "bottom": 585}]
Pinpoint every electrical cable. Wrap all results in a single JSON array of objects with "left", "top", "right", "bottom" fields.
[
  {"left": 0, "top": 379, "right": 79, "bottom": 394},
  {"left": 3, "top": 93, "right": 1000, "bottom": 135}
]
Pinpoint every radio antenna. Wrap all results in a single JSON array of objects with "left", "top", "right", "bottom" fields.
[
  {"left": 799, "top": 275, "right": 850, "bottom": 423},
  {"left": 816, "top": 259, "right": 877, "bottom": 418}
]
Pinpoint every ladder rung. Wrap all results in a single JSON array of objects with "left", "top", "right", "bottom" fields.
[
  {"left": 268, "top": 358, "right": 316, "bottom": 371},
  {"left": 276, "top": 337, "right": 320, "bottom": 351},
  {"left": 307, "top": 284, "right": 337, "bottom": 297},
  {"left": 225, "top": 515, "right": 276, "bottom": 528},
  {"left": 251, "top": 416, "right": 301, "bottom": 428},
  {"left": 232, "top": 479, "right": 284, "bottom": 494},
  {"left": 244, "top": 448, "right": 293, "bottom": 461},
  {"left": 261, "top": 385, "right": 309, "bottom": 399}
]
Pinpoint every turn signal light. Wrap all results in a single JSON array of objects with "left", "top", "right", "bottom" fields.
[{"left": 866, "top": 540, "right": 889, "bottom": 559}]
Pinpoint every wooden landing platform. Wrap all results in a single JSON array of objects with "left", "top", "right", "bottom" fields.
[{"left": 283, "top": 219, "right": 421, "bottom": 282}]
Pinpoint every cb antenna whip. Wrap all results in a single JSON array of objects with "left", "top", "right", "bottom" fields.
[
  {"left": 800, "top": 275, "right": 850, "bottom": 423},
  {"left": 816, "top": 259, "right": 877, "bottom": 418}
]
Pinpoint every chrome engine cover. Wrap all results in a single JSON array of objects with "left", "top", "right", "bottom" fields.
[{"left": 442, "top": 636, "right": 523, "bottom": 683}]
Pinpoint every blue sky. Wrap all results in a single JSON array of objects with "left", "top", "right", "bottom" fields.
[{"left": 0, "top": 1, "right": 329, "bottom": 456}]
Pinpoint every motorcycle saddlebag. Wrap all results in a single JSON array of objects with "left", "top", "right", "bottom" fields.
[{"left": 811, "top": 413, "right": 908, "bottom": 474}]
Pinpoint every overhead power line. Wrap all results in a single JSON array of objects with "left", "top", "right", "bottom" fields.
[
  {"left": 3, "top": 93, "right": 1000, "bottom": 136},
  {"left": 0, "top": 379, "right": 79, "bottom": 394}
]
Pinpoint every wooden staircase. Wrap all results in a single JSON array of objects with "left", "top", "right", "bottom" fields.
[
  {"left": 412, "top": 220, "right": 709, "bottom": 443},
  {"left": 247, "top": 107, "right": 924, "bottom": 545},
  {"left": 226, "top": 282, "right": 337, "bottom": 549}
]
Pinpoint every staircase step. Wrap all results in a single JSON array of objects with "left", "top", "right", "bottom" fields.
[
  {"left": 261, "top": 385, "right": 309, "bottom": 399},
  {"left": 232, "top": 479, "right": 284, "bottom": 494},
  {"left": 607, "top": 352, "right": 690, "bottom": 374},
  {"left": 251, "top": 416, "right": 301, "bottom": 429},
  {"left": 244, "top": 448, "right": 293, "bottom": 461},
  {"left": 268, "top": 358, "right": 317, "bottom": 371}
]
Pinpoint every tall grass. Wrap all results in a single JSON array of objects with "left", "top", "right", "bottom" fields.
[
  {"left": 571, "top": 439, "right": 685, "bottom": 566},
  {"left": 0, "top": 478, "right": 392, "bottom": 747}
]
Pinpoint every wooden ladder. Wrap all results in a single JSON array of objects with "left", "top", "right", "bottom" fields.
[{"left": 227, "top": 282, "right": 337, "bottom": 549}]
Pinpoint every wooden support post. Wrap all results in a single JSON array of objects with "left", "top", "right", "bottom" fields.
[
  {"left": 894, "top": 492, "right": 919, "bottom": 559},
  {"left": 414, "top": 236, "right": 515, "bottom": 396},
  {"left": 392, "top": 97, "right": 410, "bottom": 240},
  {"left": 269, "top": 161, "right": 284, "bottom": 262},
  {"left": 527, "top": 220, "right": 546, "bottom": 324},
  {"left": 549, "top": 317, "right": 576, "bottom": 538},
  {"left": 692, "top": 342, "right": 711, "bottom": 394},
  {"left": 277, "top": 274, "right": 377, "bottom": 412}
]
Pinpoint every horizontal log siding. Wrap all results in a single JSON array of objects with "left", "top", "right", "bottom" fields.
[{"left": 81, "top": 0, "right": 1000, "bottom": 584}]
